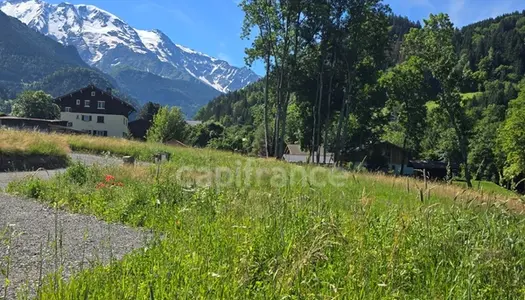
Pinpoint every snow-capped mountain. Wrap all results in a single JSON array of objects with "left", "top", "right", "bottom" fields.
[
  {"left": 136, "top": 29, "right": 259, "bottom": 92},
  {"left": 0, "top": 0, "right": 259, "bottom": 93}
]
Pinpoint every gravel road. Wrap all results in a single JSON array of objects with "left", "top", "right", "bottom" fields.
[
  {"left": 0, "top": 153, "right": 150, "bottom": 299},
  {"left": 0, "top": 153, "right": 123, "bottom": 190}
]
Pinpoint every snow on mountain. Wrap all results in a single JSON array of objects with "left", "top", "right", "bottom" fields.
[
  {"left": 0, "top": 0, "right": 259, "bottom": 93},
  {"left": 135, "top": 29, "right": 260, "bottom": 93}
]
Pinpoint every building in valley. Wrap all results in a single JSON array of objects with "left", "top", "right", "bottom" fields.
[
  {"left": 0, "top": 114, "right": 83, "bottom": 134},
  {"left": 54, "top": 84, "right": 135, "bottom": 137},
  {"left": 283, "top": 144, "right": 335, "bottom": 164}
]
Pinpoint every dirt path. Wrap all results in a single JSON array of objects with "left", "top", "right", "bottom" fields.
[
  {"left": 0, "top": 153, "right": 150, "bottom": 298},
  {"left": 0, "top": 153, "right": 124, "bottom": 190}
]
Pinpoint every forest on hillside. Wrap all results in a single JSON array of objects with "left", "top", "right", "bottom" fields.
[{"left": 195, "top": 1, "right": 525, "bottom": 190}]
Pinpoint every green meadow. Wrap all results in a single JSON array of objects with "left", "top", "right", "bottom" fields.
[{"left": 4, "top": 132, "right": 525, "bottom": 299}]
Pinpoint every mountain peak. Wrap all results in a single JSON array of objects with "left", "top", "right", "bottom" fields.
[{"left": 1, "top": 0, "right": 260, "bottom": 93}]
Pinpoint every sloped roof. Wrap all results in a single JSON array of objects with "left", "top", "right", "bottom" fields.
[
  {"left": 286, "top": 144, "right": 308, "bottom": 155},
  {"left": 55, "top": 84, "right": 135, "bottom": 112},
  {"left": 186, "top": 120, "right": 202, "bottom": 126}
]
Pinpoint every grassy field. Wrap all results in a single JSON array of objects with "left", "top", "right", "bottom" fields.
[
  {"left": 0, "top": 128, "right": 222, "bottom": 163},
  {"left": 454, "top": 180, "right": 520, "bottom": 198},
  {"left": 4, "top": 131, "right": 525, "bottom": 298},
  {"left": 0, "top": 129, "right": 70, "bottom": 156}
]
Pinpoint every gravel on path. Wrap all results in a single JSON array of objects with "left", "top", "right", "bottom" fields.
[
  {"left": 0, "top": 153, "right": 125, "bottom": 190},
  {"left": 0, "top": 153, "right": 151, "bottom": 298},
  {"left": 0, "top": 194, "right": 150, "bottom": 299}
]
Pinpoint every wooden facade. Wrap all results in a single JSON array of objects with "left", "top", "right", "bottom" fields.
[
  {"left": 54, "top": 84, "right": 135, "bottom": 117},
  {"left": 54, "top": 84, "right": 135, "bottom": 137}
]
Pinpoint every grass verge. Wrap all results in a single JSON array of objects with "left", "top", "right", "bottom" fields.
[{"left": 0, "top": 129, "right": 70, "bottom": 171}]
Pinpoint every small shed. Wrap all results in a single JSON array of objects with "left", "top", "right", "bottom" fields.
[
  {"left": 0, "top": 115, "right": 68, "bottom": 132},
  {"left": 128, "top": 119, "right": 150, "bottom": 140},
  {"left": 408, "top": 160, "right": 459, "bottom": 179},
  {"left": 347, "top": 141, "right": 413, "bottom": 175},
  {"left": 283, "top": 144, "right": 334, "bottom": 164}
]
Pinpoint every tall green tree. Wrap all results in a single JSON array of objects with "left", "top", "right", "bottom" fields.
[
  {"left": 333, "top": 0, "right": 391, "bottom": 165},
  {"left": 11, "top": 90, "right": 60, "bottom": 119},
  {"left": 379, "top": 56, "right": 428, "bottom": 174},
  {"left": 139, "top": 102, "right": 161, "bottom": 123},
  {"left": 497, "top": 82, "right": 525, "bottom": 187},
  {"left": 146, "top": 106, "right": 188, "bottom": 143},
  {"left": 240, "top": 0, "right": 278, "bottom": 157},
  {"left": 403, "top": 13, "right": 473, "bottom": 187}
]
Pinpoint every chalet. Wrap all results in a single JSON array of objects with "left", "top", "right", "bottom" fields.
[
  {"left": 408, "top": 160, "right": 460, "bottom": 179},
  {"left": 347, "top": 141, "right": 413, "bottom": 175},
  {"left": 283, "top": 144, "right": 335, "bottom": 164},
  {"left": 54, "top": 84, "right": 135, "bottom": 138}
]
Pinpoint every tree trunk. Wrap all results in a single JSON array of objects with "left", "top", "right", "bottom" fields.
[
  {"left": 311, "top": 76, "right": 320, "bottom": 164},
  {"left": 400, "top": 134, "right": 408, "bottom": 176},
  {"left": 334, "top": 75, "right": 352, "bottom": 166},
  {"left": 278, "top": 91, "right": 290, "bottom": 159},
  {"left": 445, "top": 96, "right": 472, "bottom": 188},
  {"left": 274, "top": 61, "right": 284, "bottom": 158},
  {"left": 334, "top": 98, "right": 347, "bottom": 166},
  {"left": 316, "top": 66, "right": 324, "bottom": 164},
  {"left": 460, "top": 135, "right": 472, "bottom": 188},
  {"left": 263, "top": 51, "right": 270, "bottom": 158},
  {"left": 324, "top": 52, "right": 336, "bottom": 165},
  {"left": 323, "top": 75, "right": 332, "bottom": 164}
]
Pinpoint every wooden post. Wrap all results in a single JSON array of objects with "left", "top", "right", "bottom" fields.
[{"left": 123, "top": 156, "right": 135, "bottom": 165}]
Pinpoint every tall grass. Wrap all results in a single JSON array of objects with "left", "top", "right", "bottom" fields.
[
  {"left": 6, "top": 149, "right": 525, "bottom": 298},
  {"left": 1, "top": 128, "right": 241, "bottom": 164},
  {"left": 0, "top": 129, "right": 70, "bottom": 156}
]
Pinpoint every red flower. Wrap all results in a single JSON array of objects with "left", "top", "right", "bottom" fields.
[
  {"left": 105, "top": 175, "right": 115, "bottom": 182},
  {"left": 96, "top": 182, "right": 106, "bottom": 189}
]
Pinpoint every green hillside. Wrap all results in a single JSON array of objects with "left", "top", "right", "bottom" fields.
[
  {"left": 113, "top": 67, "right": 221, "bottom": 117},
  {"left": 0, "top": 10, "right": 135, "bottom": 108}
]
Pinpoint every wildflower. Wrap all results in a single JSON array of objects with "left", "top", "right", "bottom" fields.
[
  {"left": 105, "top": 175, "right": 115, "bottom": 182},
  {"left": 96, "top": 182, "right": 106, "bottom": 189}
]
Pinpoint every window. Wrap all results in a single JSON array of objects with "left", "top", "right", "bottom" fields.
[
  {"left": 81, "top": 115, "right": 92, "bottom": 122},
  {"left": 67, "top": 122, "right": 73, "bottom": 127},
  {"left": 76, "top": 99, "right": 80, "bottom": 105},
  {"left": 91, "top": 91, "right": 96, "bottom": 96},
  {"left": 97, "top": 101, "right": 105, "bottom": 109},
  {"left": 93, "top": 130, "right": 107, "bottom": 136},
  {"left": 65, "top": 107, "right": 72, "bottom": 112},
  {"left": 84, "top": 100, "right": 90, "bottom": 107},
  {"left": 97, "top": 116, "right": 104, "bottom": 123}
]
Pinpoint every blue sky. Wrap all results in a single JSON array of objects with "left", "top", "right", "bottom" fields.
[{"left": 48, "top": 0, "right": 525, "bottom": 75}]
